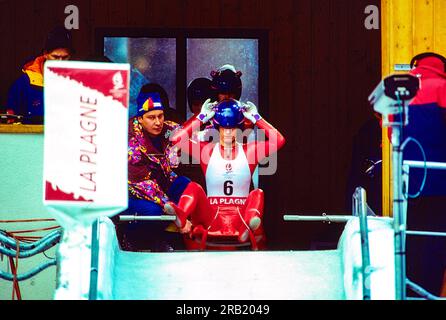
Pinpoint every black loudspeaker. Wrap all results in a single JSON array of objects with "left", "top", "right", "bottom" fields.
[{"left": 410, "top": 52, "right": 446, "bottom": 72}]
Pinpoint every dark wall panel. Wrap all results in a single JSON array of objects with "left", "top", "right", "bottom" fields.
[{"left": 0, "top": 0, "right": 381, "bottom": 249}]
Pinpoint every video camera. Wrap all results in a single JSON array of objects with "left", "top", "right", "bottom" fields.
[{"left": 368, "top": 74, "right": 420, "bottom": 126}]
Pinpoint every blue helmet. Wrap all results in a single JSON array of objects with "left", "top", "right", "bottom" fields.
[{"left": 213, "top": 99, "right": 245, "bottom": 128}]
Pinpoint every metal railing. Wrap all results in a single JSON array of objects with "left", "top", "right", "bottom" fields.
[
  {"left": 119, "top": 215, "right": 176, "bottom": 222},
  {"left": 352, "top": 187, "right": 371, "bottom": 300},
  {"left": 402, "top": 160, "right": 446, "bottom": 300}
]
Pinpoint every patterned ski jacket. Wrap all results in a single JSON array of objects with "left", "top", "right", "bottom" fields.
[{"left": 128, "top": 117, "right": 180, "bottom": 206}]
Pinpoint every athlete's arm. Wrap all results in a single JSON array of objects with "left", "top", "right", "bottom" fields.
[
  {"left": 171, "top": 100, "right": 217, "bottom": 165},
  {"left": 171, "top": 115, "right": 202, "bottom": 146},
  {"left": 242, "top": 101, "right": 286, "bottom": 165},
  {"left": 171, "top": 98, "right": 216, "bottom": 146},
  {"left": 255, "top": 118, "right": 286, "bottom": 155}
]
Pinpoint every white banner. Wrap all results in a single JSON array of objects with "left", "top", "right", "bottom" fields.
[{"left": 43, "top": 61, "right": 130, "bottom": 226}]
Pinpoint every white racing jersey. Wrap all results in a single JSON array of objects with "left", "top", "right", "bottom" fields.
[{"left": 206, "top": 143, "right": 251, "bottom": 207}]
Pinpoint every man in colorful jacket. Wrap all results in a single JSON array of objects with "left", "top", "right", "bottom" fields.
[
  {"left": 7, "top": 26, "right": 74, "bottom": 124},
  {"left": 120, "top": 84, "right": 191, "bottom": 251}
]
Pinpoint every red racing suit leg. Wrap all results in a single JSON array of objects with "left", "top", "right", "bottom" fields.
[
  {"left": 175, "top": 181, "right": 215, "bottom": 228},
  {"left": 242, "top": 188, "right": 264, "bottom": 229}
]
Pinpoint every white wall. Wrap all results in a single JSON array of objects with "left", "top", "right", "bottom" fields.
[{"left": 0, "top": 133, "right": 58, "bottom": 300}]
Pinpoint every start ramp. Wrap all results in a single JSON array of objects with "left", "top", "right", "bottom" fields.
[{"left": 54, "top": 216, "right": 395, "bottom": 300}]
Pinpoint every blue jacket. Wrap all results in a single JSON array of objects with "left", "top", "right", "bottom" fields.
[
  {"left": 404, "top": 55, "right": 446, "bottom": 196},
  {"left": 7, "top": 56, "right": 45, "bottom": 124}
]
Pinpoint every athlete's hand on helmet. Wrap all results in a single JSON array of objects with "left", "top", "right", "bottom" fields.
[
  {"left": 242, "top": 101, "right": 262, "bottom": 124},
  {"left": 197, "top": 98, "right": 217, "bottom": 123}
]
